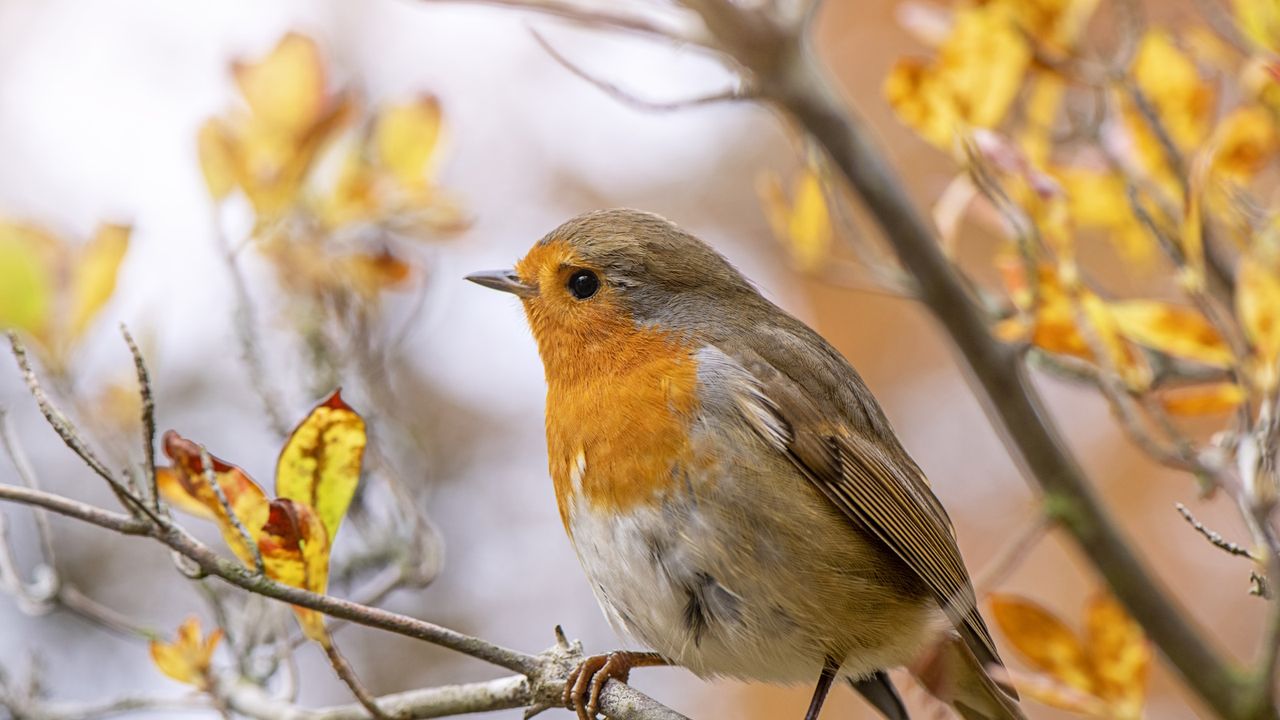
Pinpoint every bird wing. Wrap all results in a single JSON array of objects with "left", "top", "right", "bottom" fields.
[{"left": 708, "top": 328, "right": 1005, "bottom": 673}]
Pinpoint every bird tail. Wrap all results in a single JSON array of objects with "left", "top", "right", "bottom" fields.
[{"left": 912, "top": 635, "right": 1026, "bottom": 720}]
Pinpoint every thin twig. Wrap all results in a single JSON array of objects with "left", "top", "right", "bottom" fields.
[
  {"left": 0, "top": 409, "right": 58, "bottom": 565},
  {"left": 58, "top": 584, "right": 159, "bottom": 640},
  {"left": 120, "top": 325, "right": 160, "bottom": 513},
  {"left": 1176, "top": 503, "right": 1258, "bottom": 559},
  {"left": 532, "top": 28, "right": 753, "bottom": 111},
  {"left": 0, "top": 483, "right": 151, "bottom": 535},
  {"left": 199, "top": 447, "right": 264, "bottom": 576},
  {"left": 214, "top": 213, "right": 292, "bottom": 440},
  {"left": 322, "top": 642, "right": 393, "bottom": 720},
  {"left": 6, "top": 332, "right": 157, "bottom": 523},
  {"left": 419, "top": 0, "right": 713, "bottom": 47},
  {"left": 974, "top": 514, "right": 1052, "bottom": 596}
]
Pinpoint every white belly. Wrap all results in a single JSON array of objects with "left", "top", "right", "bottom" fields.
[{"left": 566, "top": 489, "right": 942, "bottom": 683}]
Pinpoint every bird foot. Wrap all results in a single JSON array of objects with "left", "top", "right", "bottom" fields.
[{"left": 562, "top": 651, "right": 664, "bottom": 719}]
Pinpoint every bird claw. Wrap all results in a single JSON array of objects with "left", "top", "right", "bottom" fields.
[{"left": 562, "top": 651, "right": 634, "bottom": 720}]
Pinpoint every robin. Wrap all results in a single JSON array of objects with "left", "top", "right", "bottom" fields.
[{"left": 467, "top": 209, "right": 1024, "bottom": 720}]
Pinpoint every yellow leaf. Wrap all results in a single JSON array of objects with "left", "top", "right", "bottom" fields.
[
  {"left": 0, "top": 223, "right": 54, "bottom": 336},
  {"left": 373, "top": 96, "right": 442, "bottom": 190},
  {"left": 1158, "top": 383, "right": 1247, "bottom": 416},
  {"left": 996, "top": 0, "right": 1102, "bottom": 50},
  {"left": 160, "top": 430, "right": 270, "bottom": 567},
  {"left": 1018, "top": 73, "right": 1065, "bottom": 166},
  {"left": 1084, "top": 594, "right": 1151, "bottom": 719},
  {"left": 989, "top": 594, "right": 1095, "bottom": 694},
  {"left": 1124, "top": 32, "right": 1214, "bottom": 192},
  {"left": 258, "top": 497, "right": 331, "bottom": 643},
  {"left": 149, "top": 616, "right": 222, "bottom": 687},
  {"left": 1238, "top": 253, "right": 1280, "bottom": 391},
  {"left": 756, "top": 165, "right": 832, "bottom": 271},
  {"left": 233, "top": 33, "right": 326, "bottom": 137},
  {"left": 275, "top": 390, "right": 366, "bottom": 543},
  {"left": 197, "top": 119, "right": 237, "bottom": 200},
  {"left": 68, "top": 223, "right": 129, "bottom": 340},
  {"left": 1132, "top": 31, "right": 1215, "bottom": 152},
  {"left": 1234, "top": 0, "right": 1280, "bottom": 52},
  {"left": 1212, "top": 106, "right": 1280, "bottom": 181},
  {"left": 999, "top": 260, "right": 1148, "bottom": 385},
  {"left": 885, "top": 3, "right": 1031, "bottom": 148},
  {"left": 1055, "top": 168, "right": 1153, "bottom": 263},
  {"left": 1109, "top": 300, "right": 1233, "bottom": 367}
]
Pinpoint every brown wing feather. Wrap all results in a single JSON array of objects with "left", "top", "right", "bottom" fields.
[{"left": 711, "top": 328, "right": 1006, "bottom": 674}]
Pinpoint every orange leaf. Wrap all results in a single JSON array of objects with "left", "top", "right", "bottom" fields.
[
  {"left": 989, "top": 594, "right": 1095, "bottom": 694},
  {"left": 1084, "top": 594, "right": 1151, "bottom": 719},
  {"left": 1158, "top": 383, "right": 1246, "bottom": 416},
  {"left": 149, "top": 616, "right": 222, "bottom": 688},
  {"left": 160, "top": 431, "right": 270, "bottom": 567},
  {"left": 258, "top": 497, "right": 331, "bottom": 643},
  {"left": 998, "top": 668, "right": 1110, "bottom": 717},
  {"left": 1109, "top": 300, "right": 1233, "bottom": 367},
  {"left": 275, "top": 390, "right": 366, "bottom": 543}
]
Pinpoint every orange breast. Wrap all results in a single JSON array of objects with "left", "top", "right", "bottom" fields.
[{"left": 543, "top": 327, "right": 702, "bottom": 533}]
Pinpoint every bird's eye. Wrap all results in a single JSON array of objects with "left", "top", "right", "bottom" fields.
[{"left": 567, "top": 269, "right": 600, "bottom": 300}]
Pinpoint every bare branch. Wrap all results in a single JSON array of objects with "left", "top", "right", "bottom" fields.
[
  {"left": 214, "top": 212, "right": 292, "bottom": 439},
  {"left": 223, "top": 675, "right": 530, "bottom": 720},
  {"left": 199, "top": 447, "right": 264, "bottom": 576},
  {"left": 1177, "top": 502, "right": 1258, "bottom": 560},
  {"left": 120, "top": 325, "right": 160, "bottom": 513},
  {"left": 0, "top": 483, "right": 151, "bottom": 536},
  {"left": 419, "top": 0, "right": 714, "bottom": 47},
  {"left": 322, "top": 642, "right": 392, "bottom": 720},
  {"left": 531, "top": 28, "right": 754, "bottom": 112},
  {"left": 6, "top": 332, "right": 147, "bottom": 519}
]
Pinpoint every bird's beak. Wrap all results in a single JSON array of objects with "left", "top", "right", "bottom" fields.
[{"left": 465, "top": 269, "right": 538, "bottom": 298}]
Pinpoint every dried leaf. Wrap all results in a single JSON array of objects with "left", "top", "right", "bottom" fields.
[
  {"left": 150, "top": 616, "right": 222, "bottom": 687},
  {"left": 373, "top": 96, "right": 442, "bottom": 190},
  {"left": 989, "top": 594, "right": 1095, "bottom": 694},
  {"left": 1084, "top": 594, "right": 1151, "bottom": 719},
  {"left": 69, "top": 223, "right": 130, "bottom": 340},
  {"left": 258, "top": 497, "right": 330, "bottom": 643},
  {"left": 275, "top": 390, "right": 366, "bottom": 543},
  {"left": 343, "top": 250, "right": 413, "bottom": 295},
  {"left": 1158, "top": 383, "right": 1246, "bottom": 416},
  {"left": 1109, "top": 300, "right": 1233, "bottom": 367},
  {"left": 160, "top": 430, "right": 270, "bottom": 567}
]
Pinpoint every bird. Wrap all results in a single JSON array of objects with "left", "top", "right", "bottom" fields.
[{"left": 466, "top": 209, "right": 1024, "bottom": 720}]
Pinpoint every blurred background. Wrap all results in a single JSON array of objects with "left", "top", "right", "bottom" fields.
[{"left": 0, "top": 0, "right": 1261, "bottom": 718}]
